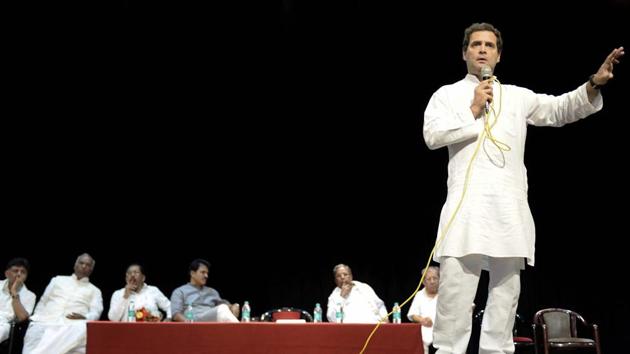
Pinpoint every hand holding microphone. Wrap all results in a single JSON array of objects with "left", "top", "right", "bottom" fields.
[
  {"left": 471, "top": 65, "right": 494, "bottom": 118},
  {"left": 481, "top": 66, "right": 493, "bottom": 114}
]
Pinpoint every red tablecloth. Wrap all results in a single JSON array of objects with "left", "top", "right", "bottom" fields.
[{"left": 87, "top": 321, "right": 423, "bottom": 354}]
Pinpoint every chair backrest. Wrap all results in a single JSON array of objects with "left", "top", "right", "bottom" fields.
[
  {"left": 272, "top": 310, "right": 301, "bottom": 321},
  {"left": 532, "top": 308, "right": 600, "bottom": 354},
  {"left": 534, "top": 308, "right": 584, "bottom": 339},
  {"left": 261, "top": 307, "right": 313, "bottom": 322}
]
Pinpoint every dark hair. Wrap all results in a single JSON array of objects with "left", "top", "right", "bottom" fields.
[
  {"left": 462, "top": 22, "right": 503, "bottom": 53},
  {"left": 189, "top": 259, "right": 211, "bottom": 272},
  {"left": 127, "top": 263, "right": 145, "bottom": 275},
  {"left": 6, "top": 257, "right": 30, "bottom": 272}
]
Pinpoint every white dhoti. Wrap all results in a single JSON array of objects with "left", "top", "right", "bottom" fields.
[{"left": 23, "top": 321, "right": 87, "bottom": 354}]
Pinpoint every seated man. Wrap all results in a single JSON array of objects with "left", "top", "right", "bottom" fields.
[
  {"left": 23, "top": 253, "right": 103, "bottom": 354},
  {"left": 108, "top": 263, "right": 171, "bottom": 322},
  {"left": 407, "top": 266, "right": 439, "bottom": 354},
  {"left": 1, "top": 258, "right": 37, "bottom": 344},
  {"left": 170, "top": 259, "right": 239, "bottom": 322},
  {"left": 326, "top": 264, "right": 388, "bottom": 323}
]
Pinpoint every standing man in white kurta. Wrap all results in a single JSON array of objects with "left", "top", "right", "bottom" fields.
[
  {"left": 423, "top": 22, "right": 624, "bottom": 354},
  {"left": 23, "top": 253, "right": 103, "bottom": 354}
]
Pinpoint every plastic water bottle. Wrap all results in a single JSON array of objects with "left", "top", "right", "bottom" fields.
[
  {"left": 335, "top": 303, "right": 344, "bottom": 323},
  {"left": 241, "top": 301, "right": 251, "bottom": 322},
  {"left": 127, "top": 300, "right": 136, "bottom": 322},
  {"left": 185, "top": 302, "right": 194, "bottom": 323},
  {"left": 392, "top": 302, "right": 402, "bottom": 324},
  {"left": 313, "top": 303, "right": 323, "bottom": 323}
]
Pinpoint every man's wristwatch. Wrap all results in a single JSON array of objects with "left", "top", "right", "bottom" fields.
[
  {"left": 589, "top": 74, "right": 602, "bottom": 90},
  {"left": 11, "top": 294, "right": 19, "bottom": 300}
]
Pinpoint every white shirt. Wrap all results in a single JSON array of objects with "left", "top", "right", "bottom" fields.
[
  {"left": 423, "top": 75, "right": 602, "bottom": 266},
  {"left": 407, "top": 289, "right": 437, "bottom": 348},
  {"left": 108, "top": 283, "right": 171, "bottom": 321},
  {"left": 326, "top": 280, "right": 388, "bottom": 323},
  {"left": 30, "top": 274, "right": 103, "bottom": 323},
  {"left": 0, "top": 279, "right": 37, "bottom": 323}
]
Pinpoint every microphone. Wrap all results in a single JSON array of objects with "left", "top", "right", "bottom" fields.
[
  {"left": 481, "top": 65, "right": 493, "bottom": 81},
  {"left": 481, "top": 66, "right": 493, "bottom": 114}
]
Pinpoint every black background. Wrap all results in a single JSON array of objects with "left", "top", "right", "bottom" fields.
[{"left": 4, "top": 0, "right": 628, "bottom": 352}]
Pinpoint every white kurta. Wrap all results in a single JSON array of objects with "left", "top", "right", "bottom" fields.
[
  {"left": 423, "top": 75, "right": 602, "bottom": 266},
  {"left": 0, "top": 279, "right": 36, "bottom": 342},
  {"left": 407, "top": 288, "right": 437, "bottom": 352},
  {"left": 23, "top": 274, "right": 103, "bottom": 354},
  {"left": 108, "top": 283, "right": 171, "bottom": 321},
  {"left": 326, "top": 280, "right": 388, "bottom": 323}
]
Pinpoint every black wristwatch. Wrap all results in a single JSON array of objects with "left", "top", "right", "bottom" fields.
[{"left": 589, "top": 75, "right": 601, "bottom": 90}]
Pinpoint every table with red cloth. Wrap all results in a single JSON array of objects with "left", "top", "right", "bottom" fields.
[{"left": 87, "top": 321, "right": 423, "bottom": 354}]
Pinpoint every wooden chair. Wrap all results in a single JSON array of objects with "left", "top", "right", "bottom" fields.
[
  {"left": 0, "top": 321, "right": 29, "bottom": 354},
  {"left": 533, "top": 308, "right": 601, "bottom": 354},
  {"left": 260, "top": 307, "right": 313, "bottom": 322}
]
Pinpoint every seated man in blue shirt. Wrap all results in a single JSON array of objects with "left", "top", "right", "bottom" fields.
[{"left": 170, "top": 259, "right": 240, "bottom": 322}]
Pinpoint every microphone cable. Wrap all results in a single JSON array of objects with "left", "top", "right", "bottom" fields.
[{"left": 482, "top": 76, "right": 511, "bottom": 159}]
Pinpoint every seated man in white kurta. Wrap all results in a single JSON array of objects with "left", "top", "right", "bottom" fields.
[
  {"left": 0, "top": 257, "right": 37, "bottom": 343},
  {"left": 407, "top": 266, "right": 439, "bottom": 354},
  {"left": 108, "top": 263, "right": 171, "bottom": 322},
  {"left": 23, "top": 253, "right": 103, "bottom": 354},
  {"left": 326, "top": 264, "right": 388, "bottom": 323}
]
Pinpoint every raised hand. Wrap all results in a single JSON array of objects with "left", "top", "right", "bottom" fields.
[{"left": 592, "top": 47, "right": 624, "bottom": 85}]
